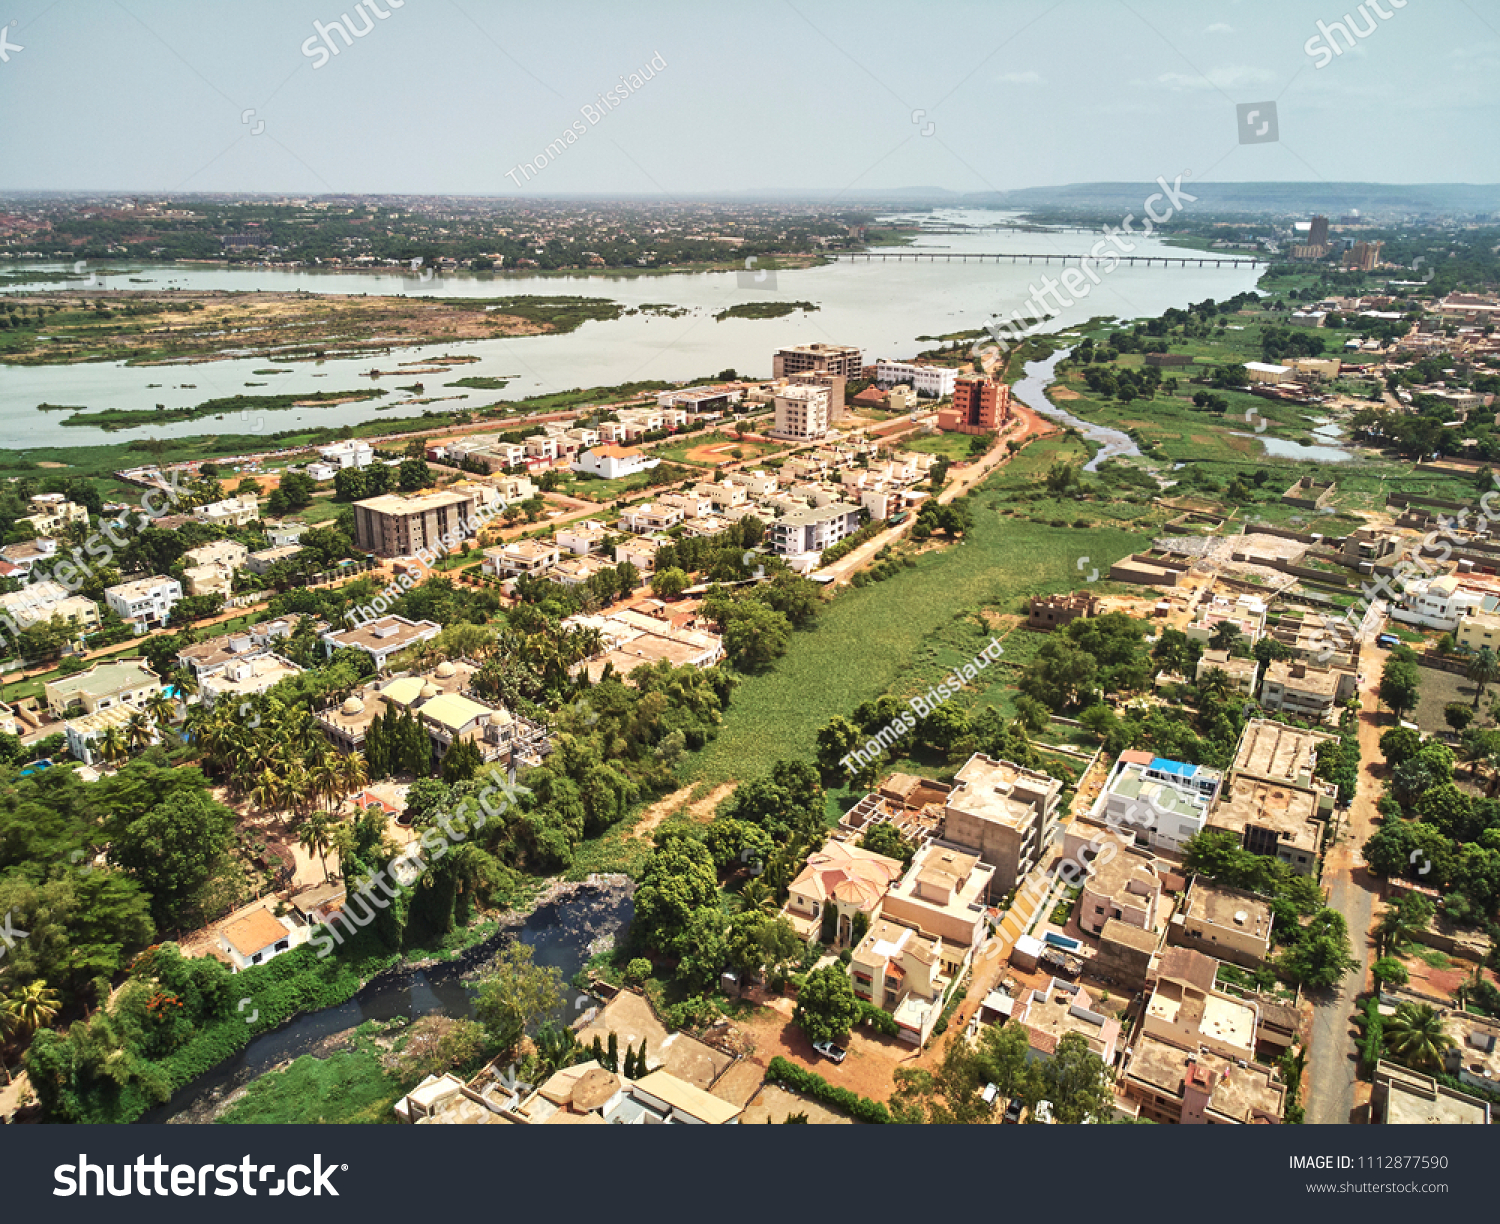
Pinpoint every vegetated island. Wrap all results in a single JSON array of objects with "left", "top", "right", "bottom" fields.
[
  {"left": 713, "top": 300, "right": 819, "bottom": 322},
  {"left": 445, "top": 376, "right": 512, "bottom": 390},
  {"left": 0, "top": 290, "right": 625, "bottom": 368},
  {"left": 59, "top": 389, "right": 389, "bottom": 431}
]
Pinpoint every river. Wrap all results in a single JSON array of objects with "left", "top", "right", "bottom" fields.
[
  {"left": 142, "top": 877, "right": 633, "bottom": 1124},
  {"left": 0, "top": 209, "right": 1262, "bottom": 447},
  {"left": 1011, "top": 346, "right": 1139, "bottom": 472}
]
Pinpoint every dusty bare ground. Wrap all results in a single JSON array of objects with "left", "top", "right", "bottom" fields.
[{"left": 629, "top": 780, "right": 736, "bottom": 841}]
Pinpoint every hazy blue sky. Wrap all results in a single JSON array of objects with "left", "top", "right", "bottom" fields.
[{"left": 0, "top": 0, "right": 1494, "bottom": 195}]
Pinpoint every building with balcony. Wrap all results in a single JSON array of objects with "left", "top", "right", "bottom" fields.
[
  {"left": 1168, "top": 877, "right": 1275, "bottom": 970},
  {"left": 770, "top": 385, "right": 831, "bottom": 441},
  {"left": 849, "top": 916, "right": 959, "bottom": 1045},
  {"left": 194, "top": 494, "right": 261, "bottom": 527},
  {"left": 936, "top": 376, "right": 1010, "bottom": 434},
  {"left": 767, "top": 502, "right": 862, "bottom": 556},
  {"left": 783, "top": 838, "right": 905, "bottom": 944},
  {"left": 104, "top": 575, "right": 182, "bottom": 631},
  {"left": 353, "top": 490, "right": 479, "bottom": 558},
  {"left": 879, "top": 842, "right": 994, "bottom": 953},
  {"left": 0, "top": 582, "right": 101, "bottom": 635},
  {"left": 772, "top": 342, "right": 862, "bottom": 380},
  {"left": 874, "top": 360, "right": 958, "bottom": 398},
  {"left": 320, "top": 615, "right": 441, "bottom": 670},
  {"left": 1077, "top": 846, "right": 1162, "bottom": 938},
  {"left": 1259, "top": 659, "right": 1356, "bottom": 723},
  {"left": 44, "top": 659, "right": 163, "bottom": 719},
  {"left": 482, "top": 540, "right": 561, "bottom": 578},
  {"left": 941, "top": 754, "right": 1063, "bottom": 897},
  {"left": 1091, "top": 751, "right": 1222, "bottom": 855}
]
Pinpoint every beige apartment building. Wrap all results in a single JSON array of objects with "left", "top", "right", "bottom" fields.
[
  {"left": 353, "top": 490, "right": 478, "bottom": 558},
  {"left": 771, "top": 342, "right": 862, "bottom": 380},
  {"left": 879, "top": 843, "right": 994, "bottom": 952},
  {"left": 1168, "top": 877, "right": 1275, "bottom": 969},
  {"left": 849, "top": 916, "right": 959, "bottom": 1045},
  {"left": 770, "top": 385, "right": 832, "bottom": 441},
  {"left": 1077, "top": 846, "right": 1161, "bottom": 938},
  {"left": 941, "top": 754, "right": 1063, "bottom": 897}
]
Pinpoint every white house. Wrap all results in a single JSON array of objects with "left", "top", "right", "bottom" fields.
[
  {"left": 874, "top": 360, "right": 958, "bottom": 398},
  {"left": 104, "top": 575, "right": 183, "bottom": 631},
  {"left": 218, "top": 907, "right": 296, "bottom": 971},
  {"left": 573, "top": 445, "right": 660, "bottom": 481}
]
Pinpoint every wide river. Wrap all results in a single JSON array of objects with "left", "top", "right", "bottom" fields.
[{"left": 0, "top": 209, "right": 1261, "bottom": 448}]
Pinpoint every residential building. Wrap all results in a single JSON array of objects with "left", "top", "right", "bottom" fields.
[
  {"left": 936, "top": 376, "right": 1010, "bottom": 434},
  {"left": 1011, "top": 977, "right": 1121, "bottom": 1065},
  {"left": 619, "top": 502, "right": 685, "bottom": 534},
  {"left": 942, "top": 754, "right": 1063, "bottom": 896},
  {"left": 874, "top": 360, "right": 958, "bottom": 398},
  {"left": 353, "top": 490, "right": 479, "bottom": 558},
  {"left": 104, "top": 575, "right": 182, "bottom": 631},
  {"left": 770, "top": 385, "right": 831, "bottom": 441},
  {"left": 1195, "top": 650, "right": 1260, "bottom": 697},
  {"left": 1457, "top": 608, "right": 1500, "bottom": 653},
  {"left": 772, "top": 342, "right": 862, "bottom": 380},
  {"left": 199, "top": 652, "right": 303, "bottom": 707},
  {"left": 850, "top": 916, "right": 958, "bottom": 1045},
  {"left": 264, "top": 521, "right": 308, "bottom": 548},
  {"left": 318, "top": 440, "right": 374, "bottom": 469},
  {"left": 1186, "top": 593, "right": 1267, "bottom": 645},
  {"left": 178, "top": 629, "right": 275, "bottom": 681},
  {"left": 181, "top": 540, "right": 248, "bottom": 597},
  {"left": 783, "top": 838, "right": 905, "bottom": 944},
  {"left": 245, "top": 544, "right": 304, "bottom": 575},
  {"left": 219, "top": 907, "right": 295, "bottom": 972},
  {"left": 786, "top": 370, "right": 848, "bottom": 422},
  {"left": 572, "top": 607, "right": 724, "bottom": 682},
  {"left": 694, "top": 481, "right": 748, "bottom": 513},
  {"left": 555, "top": 521, "right": 609, "bottom": 556},
  {"left": 547, "top": 556, "right": 614, "bottom": 587},
  {"left": 0, "top": 582, "right": 101, "bottom": 634},
  {"left": 880, "top": 842, "right": 995, "bottom": 951},
  {"left": 482, "top": 540, "right": 561, "bottom": 578},
  {"left": 767, "top": 502, "right": 862, "bottom": 556},
  {"left": 1143, "top": 948, "right": 1259, "bottom": 1063},
  {"left": 1027, "top": 592, "right": 1099, "bottom": 631},
  {"left": 656, "top": 385, "right": 744, "bottom": 414},
  {"left": 44, "top": 659, "right": 162, "bottom": 719},
  {"left": 0, "top": 538, "right": 58, "bottom": 576},
  {"left": 1121, "top": 1035, "right": 1285, "bottom": 1124},
  {"left": 194, "top": 494, "right": 261, "bottom": 527},
  {"left": 1259, "top": 658, "right": 1356, "bottom": 722},
  {"left": 64, "top": 701, "right": 162, "bottom": 766},
  {"left": 500, "top": 1061, "right": 742, "bottom": 1126},
  {"left": 1077, "top": 846, "right": 1161, "bottom": 938},
  {"left": 1372, "top": 1061, "right": 1491, "bottom": 1125},
  {"left": 1393, "top": 575, "right": 1489, "bottom": 631},
  {"left": 21, "top": 494, "right": 89, "bottom": 535},
  {"left": 1209, "top": 722, "right": 1336, "bottom": 877},
  {"left": 1168, "top": 877, "right": 1275, "bottom": 969},
  {"left": 573, "top": 445, "right": 660, "bottom": 481},
  {"left": 320, "top": 615, "right": 442, "bottom": 670}
]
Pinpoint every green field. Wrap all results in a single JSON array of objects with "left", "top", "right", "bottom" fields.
[{"left": 676, "top": 435, "right": 1147, "bottom": 789}]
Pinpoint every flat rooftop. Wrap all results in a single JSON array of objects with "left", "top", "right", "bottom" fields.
[
  {"left": 1233, "top": 719, "right": 1337, "bottom": 789},
  {"left": 48, "top": 659, "right": 159, "bottom": 701},
  {"left": 323, "top": 616, "right": 441, "bottom": 653},
  {"left": 947, "top": 754, "right": 1060, "bottom": 830},
  {"left": 1125, "top": 1034, "right": 1284, "bottom": 1122},
  {"left": 1210, "top": 776, "right": 1324, "bottom": 854},
  {"left": 1184, "top": 879, "right": 1274, "bottom": 942},
  {"left": 357, "top": 490, "right": 473, "bottom": 515}
]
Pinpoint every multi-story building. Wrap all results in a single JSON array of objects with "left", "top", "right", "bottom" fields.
[
  {"left": 555, "top": 520, "right": 610, "bottom": 556},
  {"left": 1259, "top": 658, "right": 1356, "bottom": 722},
  {"left": 0, "top": 581, "right": 101, "bottom": 635},
  {"left": 767, "top": 502, "right": 862, "bottom": 556},
  {"left": 850, "top": 916, "right": 960, "bottom": 1045},
  {"left": 1186, "top": 593, "right": 1267, "bottom": 645},
  {"left": 317, "top": 440, "right": 374, "bottom": 469},
  {"left": 770, "top": 385, "right": 831, "bottom": 441},
  {"left": 1168, "top": 877, "right": 1275, "bottom": 969},
  {"left": 353, "top": 490, "right": 478, "bottom": 558},
  {"left": 320, "top": 615, "right": 442, "bottom": 670},
  {"left": 1343, "top": 240, "right": 1383, "bottom": 271},
  {"left": 1143, "top": 948, "right": 1259, "bottom": 1063},
  {"left": 772, "top": 342, "right": 862, "bottom": 381},
  {"left": 874, "top": 360, "right": 958, "bottom": 399},
  {"left": 194, "top": 494, "right": 260, "bottom": 527},
  {"left": 44, "top": 659, "right": 162, "bottom": 719},
  {"left": 936, "top": 376, "right": 1010, "bottom": 434},
  {"left": 1457, "top": 608, "right": 1500, "bottom": 653},
  {"left": 1077, "top": 846, "right": 1161, "bottom": 938},
  {"left": 1194, "top": 649, "right": 1260, "bottom": 697},
  {"left": 1372, "top": 1062, "right": 1491, "bottom": 1125},
  {"left": 1090, "top": 751, "right": 1221, "bottom": 855},
  {"left": 1204, "top": 720, "right": 1337, "bottom": 875},
  {"left": 104, "top": 575, "right": 183, "bottom": 631},
  {"left": 879, "top": 842, "right": 994, "bottom": 952},
  {"left": 1011, "top": 977, "right": 1121, "bottom": 1065},
  {"left": 572, "top": 445, "right": 660, "bottom": 480},
  {"left": 656, "top": 386, "right": 744, "bottom": 414},
  {"left": 941, "top": 754, "right": 1063, "bottom": 897},
  {"left": 245, "top": 545, "right": 305, "bottom": 575},
  {"left": 1308, "top": 215, "right": 1329, "bottom": 248},
  {"left": 620, "top": 502, "right": 687, "bottom": 534},
  {"left": 482, "top": 540, "right": 561, "bottom": 578},
  {"left": 783, "top": 838, "right": 905, "bottom": 944},
  {"left": 22, "top": 494, "right": 89, "bottom": 535}
]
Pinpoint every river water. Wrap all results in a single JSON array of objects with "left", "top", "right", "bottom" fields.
[
  {"left": 142, "top": 878, "right": 633, "bottom": 1124},
  {"left": 1011, "top": 347, "right": 1139, "bottom": 472},
  {"left": 0, "top": 209, "right": 1261, "bottom": 447}
]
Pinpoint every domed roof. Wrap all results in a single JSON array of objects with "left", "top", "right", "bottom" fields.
[
  {"left": 341, "top": 696, "right": 365, "bottom": 716},
  {"left": 489, "top": 709, "right": 512, "bottom": 726},
  {"left": 434, "top": 661, "right": 457, "bottom": 679},
  {"left": 419, "top": 682, "right": 439, "bottom": 700}
]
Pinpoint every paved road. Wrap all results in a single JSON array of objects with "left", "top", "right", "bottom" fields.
[{"left": 1306, "top": 620, "right": 1388, "bottom": 1124}]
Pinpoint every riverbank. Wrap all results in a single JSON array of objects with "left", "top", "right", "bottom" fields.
[{"left": 143, "top": 873, "right": 633, "bottom": 1126}]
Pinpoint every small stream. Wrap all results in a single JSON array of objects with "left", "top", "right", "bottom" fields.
[
  {"left": 1011, "top": 348, "right": 1139, "bottom": 471},
  {"left": 143, "top": 877, "right": 633, "bottom": 1124}
]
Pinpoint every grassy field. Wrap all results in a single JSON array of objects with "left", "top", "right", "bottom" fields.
[
  {"left": 900, "top": 432, "right": 983, "bottom": 462},
  {"left": 646, "top": 431, "right": 780, "bottom": 467},
  {"left": 675, "top": 438, "right": 1148, "bottom": 790}
]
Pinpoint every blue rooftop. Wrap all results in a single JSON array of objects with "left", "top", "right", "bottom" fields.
[{"left": 1150, "top": 757, "right": 1198, "bottom": 778}]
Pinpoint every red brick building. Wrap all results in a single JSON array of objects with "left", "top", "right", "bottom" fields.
[{"left": 937, "top": 376, "right": 1010, "bottom": 434}]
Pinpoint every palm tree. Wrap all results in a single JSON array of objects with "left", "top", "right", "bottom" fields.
[
  {"left": 144, "top": 689, "right": 177, "bottom": 732},
  {"left": 1468, "top": 647, "right": 1500, "bottom": 710},
  {"left": 298, "top": 811, "right": 335, "bottom": 882},
  {"left": 1376, "top": 905, "right": 1426, "bottom": 957},
  {"left": 737, "top": 878, "right": 778, "bottom": 916},
  {"left": 1383, "top": 1002, "right": 1454, "bottom": 1072},
  {"left": 1197, "top": 667, "right": 1235, "bottom": 705},
  {"left": 125, "top": 708, "right": 154, "bottom": 753},
  {"left": 312, "top": 758, "right": 343, "bottom": 815},
  {"left": 3, "top": 979, "right": 61, "bottom": 1039},
  {"left": 167, "top": 665, "right": 199, "bottom": 703},
  {"left": 1209, "top": 621, "right": 1243, "bottom": 653},
  {"left": 249, "top": 767, "right": 285, "bottom": 825},
  {"left": 339, "top": 752, "right": 370, "bottom": 809},
  {"left": 97, "top": 726, "right": 128, "bottom": 770}
]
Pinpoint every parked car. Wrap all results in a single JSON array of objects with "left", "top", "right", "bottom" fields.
[
  {"left": 811, "top": 1040, "right": 847, "bottom": 1064},
  {"left": 1376, "top": 633, "right": 1400, "bottom": 648}
]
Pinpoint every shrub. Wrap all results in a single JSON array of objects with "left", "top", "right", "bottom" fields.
[
  {"left": 763, "top": 1056, "right": 891, "bottom": 1123},
  {"left": 625, "top": 958, "right": 652, "bottom": 985},
  {"left": 858, "top": 1002, "right": 899, "bottom": 1038}
]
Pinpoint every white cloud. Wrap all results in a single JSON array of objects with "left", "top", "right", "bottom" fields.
[
  {"left": 1205, "top": 22, "right": 1234, "bottom": 34},
  {"left": 995, "top": 70, "right": 1043, "bottom": 84},
  {"left": 1151, "top": 65, "right": 1276, "bottom": 91}
]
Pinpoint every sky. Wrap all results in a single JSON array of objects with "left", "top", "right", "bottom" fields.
[{"left": 0, "top": 0, "right": 1496, "bottom": 196}]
